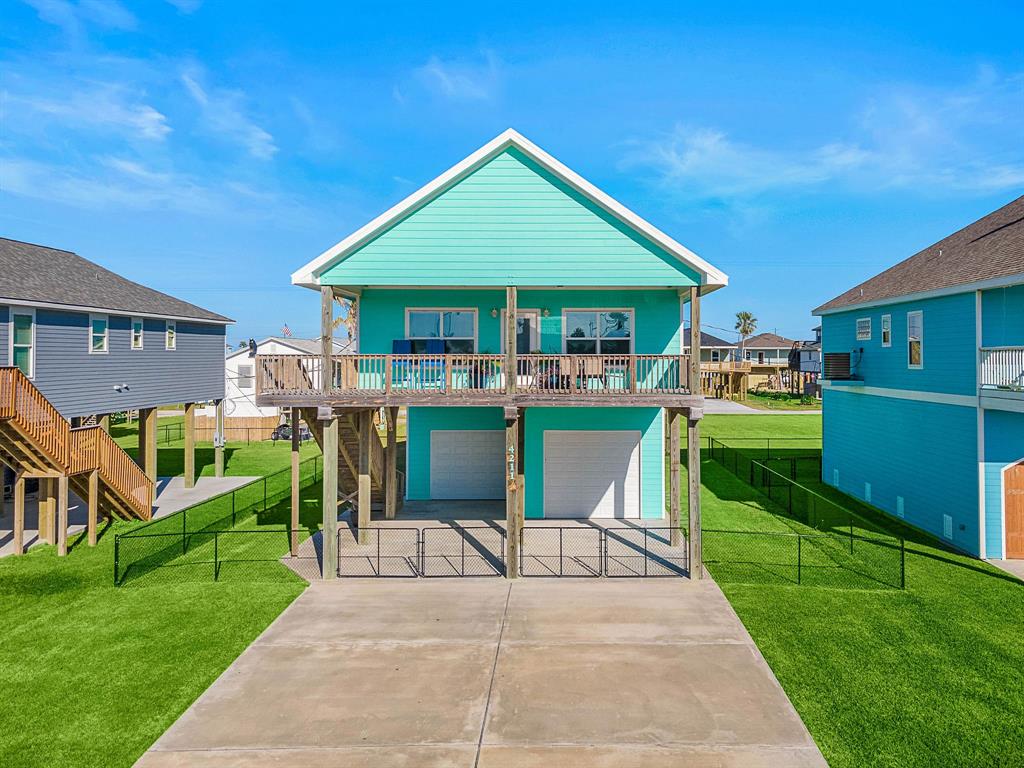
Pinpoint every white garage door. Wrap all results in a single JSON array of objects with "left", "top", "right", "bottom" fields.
[
  {"left": 430, "top": 430, "right": 506, "bottom": 499},
  {"left": 543, "top": 430, "right": 641, "bottom": 518}
]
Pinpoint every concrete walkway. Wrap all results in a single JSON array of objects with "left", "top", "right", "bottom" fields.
[
  {"left": 150, "top": 475, "right": 259, "bottom": 519},
  {"left": 137, "top": 579, "right": 826, "bottom": 767},
  {"left": 987, "top": 558, "right": 1024, "bottom": 581},
  {"left": 704, "top": 399, "right": 821, "bottom": 415}
]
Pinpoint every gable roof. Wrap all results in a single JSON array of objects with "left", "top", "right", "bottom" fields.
[
  {"left": 815, "top": 195, "right": 1024, "bottom": 314},
  {"left": 683, "top": 329, "right": 736, "bottom": 348},
  {"left": 292, "top": 129, "right": 728, "bottom": 292},
  {"left": 744, "top": 332, "right": 796, "bottom": 348},
  {"left": 0, "top": 237, "right": 231, "bottom": 323}
]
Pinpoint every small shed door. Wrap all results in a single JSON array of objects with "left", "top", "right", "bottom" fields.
[{"left": 1006, "top": 461, "right": 1024, "bottom": 559}]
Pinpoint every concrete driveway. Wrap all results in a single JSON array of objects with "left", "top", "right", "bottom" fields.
[{"left": 137, "top": 579, "right": 826, "bottom": 767}]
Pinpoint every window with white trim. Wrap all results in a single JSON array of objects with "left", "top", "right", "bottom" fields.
[
  {"left": 406, "top": 309, "right": 476, "bottom": 353},
  {"left": 131, "top": 317, "right": 144, "bottom": 350},
  {"left": 165, "top": 320, "right": 176, "bottom": 350},
  {"left": 907, "top": 311, "right": 923, "bottom": 368},
  {"left": 563, "top": 310, "right": 632, "bottom": 354},
  {"left": 11, "top": 308, "right": 35, "bottom": 377},
  {"left": 880, "top": 314, "right": 891, "bottom": 347},
  {"left": 237, "top": 363, "right": 254, "bottom": 389},
  {"left": 711, "top": 349, "right": 721, "bottom": 362},
  {"left": 89, "top": 314, "right": 109, "bottom": 354},
  {"left": 856, "top": 317, "right": 871, "bottom": 341}
]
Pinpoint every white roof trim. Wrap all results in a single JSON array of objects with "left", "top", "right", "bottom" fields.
[
  {"left": 0, "top": 296, "right": 232, "bottom": 325},
  {"left": 814, "top": 271, "right": 1024, "bottom": 316},
  {"left": 292, "top": 128, "right": 728, "bottom": 291}
]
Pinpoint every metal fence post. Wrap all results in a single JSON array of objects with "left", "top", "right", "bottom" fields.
[
  {"left": 182, "top": 508, "right": 187, "bottom": 554},
  {"left": 643, "top": 528, "right": 649, "bottom": 577},
  {"left": 797, "top": 535, "right": 802, "bottom": 585},
  {"left": 377, "top": 529, "right": 381, "bottom": 577},
  {"left": 113, "top": 535, "right": 120, "bottom": 585},
  {"left": 559, "top": 528, "right": 564, "bottom": 577},
  {"left": 231, "top": 491, "right": 236, "bottom": 527},
  {"left": 461, "top": 528, "right": 466, "bottom": 576},
  {"left": 900, "top": 538, "right": 906, "bottom": 589},
  {"left": 214, "top": 532, "right": 219, "bottom": 581},
  {"left": 263, "top": 476, "right": 267, "bottom": 512}
]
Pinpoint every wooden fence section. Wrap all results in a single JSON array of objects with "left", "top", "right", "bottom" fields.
[
  {"left": 195, "top": 415, "right": 281, "bottom": 443},
  {"left": 256, "top": 353, "right": 694, "bottom": 401}
]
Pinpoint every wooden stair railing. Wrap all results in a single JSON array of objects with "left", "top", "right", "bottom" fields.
[{"left": 0, "top": 367, "right": 152, "bottom": 520}]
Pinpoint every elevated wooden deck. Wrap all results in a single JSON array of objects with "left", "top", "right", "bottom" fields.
[{"left": 255, "top": 353, "right": 703, "bottom": 409}]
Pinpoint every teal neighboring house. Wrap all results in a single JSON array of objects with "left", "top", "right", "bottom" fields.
[
  {"left": 257, "top": 129, "right": 728, "bottom": 578},
  {"left": 814, "top": 195, "right": 1024, "bottom": 561}
]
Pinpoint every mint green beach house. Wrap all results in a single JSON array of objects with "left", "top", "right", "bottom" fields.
[{"left": 256, "top": 129, "right": 728, "bottom": 578}]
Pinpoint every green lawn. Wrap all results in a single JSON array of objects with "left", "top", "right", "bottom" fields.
[
  {"left": 692, "top": 414, "right": 1024, "bottom": 768},
  {"left": 0, "top": 438, "right": 324, "bottom": 768},
  {"left": 742, "top": 391, "right": 822, "bottom": 411}
]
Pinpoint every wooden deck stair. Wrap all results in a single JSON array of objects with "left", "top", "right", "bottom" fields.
[
  {"left": 300, "top": 408, "right": 394, "bottom": 510},
  {"left": 0, "top": 367, "right": 152, "bottom": 521}
]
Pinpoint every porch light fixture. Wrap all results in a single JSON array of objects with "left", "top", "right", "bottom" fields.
[
  {"left": 542, "top": 308, "right": 551, "bottom": 317},
  {"left": 490, "top": 308, "right": 499, "bottom": 318}
]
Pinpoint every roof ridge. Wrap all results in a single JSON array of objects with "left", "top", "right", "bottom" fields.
[{"left": 0, "top": 236, "right": 76, "bottom": 254}]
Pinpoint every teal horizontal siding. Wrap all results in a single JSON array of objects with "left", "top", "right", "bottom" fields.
[
  {"left": 981, "top": 283, "right": 1024, "bottom": 347},
  {"left": 983, "top": 409, "right": 1024, "bottom": 559},
  {"left": 823, "top": 389, "right": 979, "bottom": 555},
  {"left": 405, "top": 407, "right": 505, "bottom": 500},
  {"left": 821, "top": 292, "right": 977, "bottom": 396},
  {"left": 524, "top": 407, "right": 664, "bottom": 520},
  {"left": 358, "top": 288, "right": 682, "bottom": 356},
  {"left": 320, "top": 148, "right": 701, "bottom": 287}
]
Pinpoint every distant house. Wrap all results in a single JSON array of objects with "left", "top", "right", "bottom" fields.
[
  {"left": 741, "top": 332, "right": 796, "bottom": 365},
  {"left": 814, "top": 195, "right": 1024, "bottom": 560},
  {"left": 789, "top": 326, "right": 821, "bottom": 374},
  {"left": 0, "top": 237, "right": 232, "bottom": 550},
  {"left": 683, "top": 329, "right": 737, "bottom": 363}
]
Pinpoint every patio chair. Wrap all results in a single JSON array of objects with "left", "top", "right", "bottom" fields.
[
  {"left": 579, "top": 355, "right": 606, "bottom": 389},
  {"left": 420, "top": 338, "right": 446, "bottom": 388},
  {"left": 391, "top": 339, "right": 413, "bottom": 388}
]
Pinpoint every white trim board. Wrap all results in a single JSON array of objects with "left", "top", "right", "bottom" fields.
[
  {"left": 0, "top": 296, "right": 233, "bottom": 325},
  {"left": 292, "top": 128, "right": 729, "bottom": 291},
  {"left": 820, "top": 380, "right": 977, "bottom": 408}
]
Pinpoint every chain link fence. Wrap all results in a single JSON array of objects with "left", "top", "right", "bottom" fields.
[
  {"left": 707, "top": 438, "right": 905, "bottom": 589},
  {"left": 114, "top": 456, "right": 321, "bottom": 585}
]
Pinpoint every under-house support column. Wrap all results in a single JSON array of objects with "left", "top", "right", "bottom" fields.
[
  {"left": 290, "top": 407, "right": 300, "bottom": 557},
  {"left": 385, "top": 407, "right": 398, "bottom": 520},
  {"left": 138, "top": 407, "right": 158, "bottom": 503},
  {"left": 687, "top": 407, "right": 703, "bottom": 579},
  {"left": 56, "top": 474, "right": 69, "bottom": 556},
  {"left": 213, "top": 399, "right": 225, "bottom": 477},
  {"left": 183, "top": 402, "right": 196, "bottom": 489},
  {"left": 357, "top": 409, "right": 372, "bottom": 545},
  {"left": 13, "top": 473, "right": 25, "bottom": 555},
  {"left": 87, "top": 469, "right": 99, "bottom": 547},
  {"left": 321, "top": 413, "right": 339, "bottom": 579},
  {"left": 505, "top": 407, "right": 521, "bottom": 579},
  {"left": 38, "top": 478, "right": 55, "bottom": 545},
  {"left": 668, "top": 408, "right": 682, "bottom": 547}
]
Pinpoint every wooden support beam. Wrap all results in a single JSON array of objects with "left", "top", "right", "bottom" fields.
[
  {"left": 321, "top": 286, "right": 333, "bottom": 393},
  {"left": 39, "top": 478, "right": 54, "bottom": 544},
  {"left": 516, "top": 407, "right": 525, "bottom": 533},
  {"left": 13, "top": 473, "right": 25, "bottom": 555},
  {"left": 56, "top": 475, "right": 69, "bottom": 556},
  {"left": 687, "top": 410, "right": 703, "bottom": 579},
  {"left": 505, "top": 412, "right": 520, "bottom": 578},
  {"left": 183, "top": 402, "right": 196, "bottom": 489},
  {"left": 321, "top": 414, "right": 339, "bottom": 579},
  {"left": 505, "top": 286, "right": 517, "bottom": 395},
  {"left": 357, "top": 409, "right": 372, "bottom": 545},
  {"left": 138, "top": 407, "right": 158, "bottom": 504},
  {"left": 98, "top": 413, "right": 110, "bottom": 433},
  {"left": 385, "top": 406, "right": 398, "bottom": 520},
  {"left": 689, "top": 287, "right": 702, "bottom": 395},
  {"left": 214, "top": 399, "right": 225, "bottom": 477},
  {"left": 668, "top": 408, "right": 681, "bottom": 547},
  {"left": 290, "top": 407, "right": 300, "bottom": 557},
  {"left": 87, "top": 469, "right": 99, "bottom": 547}
]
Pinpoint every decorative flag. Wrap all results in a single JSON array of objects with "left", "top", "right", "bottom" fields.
[{"left": 281, "top": 323, "right": 292, "bottom": 338}]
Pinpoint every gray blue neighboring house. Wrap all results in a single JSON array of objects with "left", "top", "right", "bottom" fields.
[
  {"left": 0, "top": 237, "right": 231, "bottom": 421},
  {"left": 814, "top": 195, "right": 1024, "bottom": 561}
]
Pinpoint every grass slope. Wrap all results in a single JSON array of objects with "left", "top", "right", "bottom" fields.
[{"left": 694, "top": 414, "right": 1024, "bottom": 767}]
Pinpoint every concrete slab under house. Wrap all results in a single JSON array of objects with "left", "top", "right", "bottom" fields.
[{"left": 255, "top": 128, "right": 730, "bottom": 579}]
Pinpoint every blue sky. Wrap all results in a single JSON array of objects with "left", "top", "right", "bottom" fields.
[{"left": 2, "top": 1, "right": 1022, "bottom": 346}]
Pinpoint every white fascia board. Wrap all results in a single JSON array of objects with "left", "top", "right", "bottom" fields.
[
  {"left": 0, "top": 296, "right": 233, "bottom": 325},
  {"left": 291, "top": 128, "right": 729, "bottom": 291},
  {"left": 814, "top": 271, "right": 1024, "bottom": 316}
]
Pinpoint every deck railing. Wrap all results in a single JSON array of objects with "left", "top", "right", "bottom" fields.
[
  {"left": 96, "top": 427, "right": 153, "bottom": 515},
  {"left": 0, "top": 366, "right": 70, "bottom": 467},
  {"left": 980, "top": 347, "right": 1024, "bottom": 390},
  {"left": 256, "top": 353, "right": 694, "bottom": 400}
]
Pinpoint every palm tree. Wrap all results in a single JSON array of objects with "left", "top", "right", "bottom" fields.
[
  {"left": 735, "top": 311, "right": 757, "bottom": 359},
  {"left": 331, "top": 296, "right": 357, "bottom": 345}
]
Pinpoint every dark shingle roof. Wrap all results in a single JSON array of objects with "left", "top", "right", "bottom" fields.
[
  {"left": 815, "top": 195, "right": 1024, "bottom": 314},
  {"left": 0, "top": 238, "right": 231, "bottom": 323},
  {"left": 744, "top": 332, "right": 796, "bottom": 348},
  {"left": 683, "top": 329, "right": 736, "bottom": 348}
]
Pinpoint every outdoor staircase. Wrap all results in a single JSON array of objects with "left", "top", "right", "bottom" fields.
[
  {"left": 0, "top": 367, "right": 153, "bottom": 520},
  {"left": 300, "top": 408, "right": 399, "bottom": 511}
]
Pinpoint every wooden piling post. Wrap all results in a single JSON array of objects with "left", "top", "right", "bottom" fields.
[
  {"left": 687, "top": 410, "right": 703, "bottom": 579},
  {"left": 13, "top": 474, "right": 25, "bottom": 555},
  {"left": 183, "top": 402, "right": 196, "bottom": 489},
  {"left": 505, "top": 409, "right": 520, "bottom": 578},
  {"left": 385, "top": 407, "right": 398, "bottom": 519},
  {"left": 357, "top": 409, "right": 372, "bottom": 545},
  {"left": 214, "top": 399, "right": 225, "bottom": 477},
  {"left": 87, "top": 469, "right": 99, "bottom": 547},
  {"left": 56, "top": 475, "right": 69, "bottom": 556},
  {"left": 290, "top": 407, "right": 300, "bottom": 557},
  {"left": 669, "top": 408, "right": 681, "bottom": 547},
  {"left": 321, "top": 413, "right": 339, "bottom": 579}
]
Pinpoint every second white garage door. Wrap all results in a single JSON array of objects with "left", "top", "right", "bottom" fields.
[
  {"left": 543, "top": 430, "right": 641, "bottom": 518},
  {"left": 429, "top": 430, "right": 506, "bottom": 499}
]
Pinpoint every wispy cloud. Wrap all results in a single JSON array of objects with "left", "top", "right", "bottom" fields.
[
  {"left": 164, "top": 0, "right": 202, "bottom": 13},
  {"left": 412, "top": 50, "right": 500, "bottom": 101},
  {"left": 4, "top": 82, "right": 171, "bottom": 141},
  {"left": 625, "top": 68, "right": 1024, "bottom": 205},
  {"left": 23, "top": 0, "right": 136, "bottom": 39},
  {"left": 181, "top": 65, "right": 277, "bottom": 159}
]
